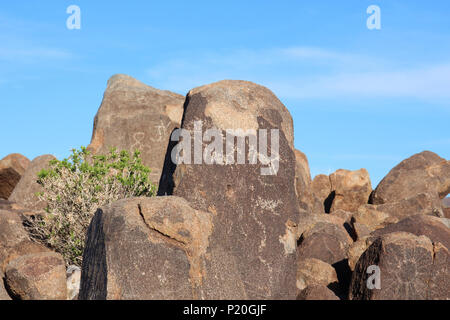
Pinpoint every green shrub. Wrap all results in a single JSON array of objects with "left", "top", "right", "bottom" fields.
[{"left": 25, "top": 146, "right": 156, "bottom": 266}]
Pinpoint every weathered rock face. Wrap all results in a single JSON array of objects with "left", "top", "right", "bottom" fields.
[
  {"left": 0, "top": 270, "right": 11, "bottom": 300},
  {"left": 297, "top": 284, "right": 340, "bottom": 300},
  {"left": 296, "top": 258, "right": 338, "bottom": 291},
  {"left": 87, "top": 74, "right": 185, "bottom": 185},
  {"left": 353, "top": 193, "right": 444, "bottom": 230},
  {"left": 371, "top": 151, "right": 450, "bottom": 205},
  {"left": 347, "top": 237, "right": 374, "bottom": 271},
  {"left": 158, "top": 80, "right": 299, "bottom": 299},
  {"left": 0, "top": 210, "right": 30, "bottom": 269},
  {"left": 443, "top": 197, "right": 450, "bottom": 208},
  {"left": 0, "top": 154, "right": 30, "bottom": 200},
  {"left": 80, "top": 196, "right": 254, "bottom": 300},
  {"left": 329, "top": 169, "right": 372, "bottom": 213},
  {"left": 0, "top": 200, "right": 36, "bottom": 217},
  {"left": 311, "top": 174, "right": 331, "bottom": 213},
  {"left": 294, "top": 149, "right": 313, "bottom": 212},
  {"left": 371, "top": 215, "right": 450, "bottom": 250},
  {"left": 5, "top": 252, "right": 67, "bottom": 300},
  {"left": 8, "top": 155, "right": 55, "bottom": 211},
  {"left": 297, "top": 220, "right": 353, "bottom": 268},
  {"left": 444, "top": 198, "right": 450, "bottom": 218},
  {"left": 349, "top": 232, "right": 449, "bottom": 300},
  {"left": 445, "top": 208, "right": 450, "bottom": 219}
]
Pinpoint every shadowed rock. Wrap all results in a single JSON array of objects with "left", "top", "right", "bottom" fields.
[
  {"left": 88, "top": 74, "right": 185, "bottom": 185},
  {"left": 0, "top": 154, "right": 30, "bottom": 200}
]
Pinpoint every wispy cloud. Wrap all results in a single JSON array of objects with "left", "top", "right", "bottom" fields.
[
  {"left": 145, "top": 47, "right": 450, "bottom": 104},
  {"left": 0, "top": 47, "right": 73, "bottom": 62}
]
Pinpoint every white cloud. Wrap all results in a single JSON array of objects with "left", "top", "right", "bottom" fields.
[
  {"left": 145, "top": 47, "right": 450, "bottom": 103},
  {"left": 0, "top": 47, "right": 73, "bottom": 62}
]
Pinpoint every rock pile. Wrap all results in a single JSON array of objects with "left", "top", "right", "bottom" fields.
[{"left": 1, "top": 74, "right": 448, "bottom": 300}]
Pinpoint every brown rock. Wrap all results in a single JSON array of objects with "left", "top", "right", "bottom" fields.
[
  {"left": 297, "top": 284, "right": 340, "bottom": 300},
  {"left": 311, "top": 174, "right": 332, "bottom": 213},
  {"left": 1, "top": 241, "right": 51, "bottom": 272},
  {"left": 0, "top": 199, "right": 37, "bottom": 217},
  {"left": 330, "top": 209, "right": 353, "bottom": 224},
  {"left": 329, "top": 169, "right": 372, "bottom": 213},
  {"left": 371, "top": 151, "right": 450, "bottom": 204},
  {"left": 80, "top": 196, "right": 237, "bottom": 300},
  {"left": 371, "top": 214, "right": 450, "bottom": 250},
  {"left": 0, "top": 270, "right": 11, "bottom": 300},
  {"left": 158, "top": 80, "right": 299, "bottom": 299},
  {"left": 347, "top": 237, "right": 374, "bottom": 271},
  {"left": 443, "top": 197, "right": 450, "bottom": 208},
  {"left": 87, "top": 74, "right": 185, "bottom": 185},
  {"left": 5, "top": 252, "right": 67, "bottom": 300},
  {"left": 353, "top": 193, "right": 443, "bottom": 230},
  {"left": 8, "top": 155, "right": 55, "bottom": 211},
  {"left": 0, "top": 154, "right": 30, "bottom": 200},
  {"left": 0, "top": 210, "right": 30, "bottom": 269},
  {"left": 296, "top": 258, "right": 338, "bottom": 290},
  {"left": 297, "top": 220, "right": 353, "bottom": 266},
  {"left": 294, "top": 149, "right": 313, "bottom": 212},
  {"left": 444, "top": 198, "right": 450, "bottom": 218},
  {"left": 349, "top": 232, "right": 449, "bottom": 300},
  {"left": 353, "top": 222, "right": 372, "bottom": 240},
  {"left": 445, "top": 208, "right": 450, "bottom": 219}
]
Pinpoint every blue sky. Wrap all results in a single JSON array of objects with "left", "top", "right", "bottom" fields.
[{"left": 1, "top": 1, "right": 449, "bottom": 187}]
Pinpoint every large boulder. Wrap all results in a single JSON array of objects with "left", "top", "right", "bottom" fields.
[
  {"left": 0, "top": 154, "right": 30, "bottom": 200},
  {"left": 353, "top": 193, "right": 444, "bottom": 231},
  {"left": 329, "top": 169, "right": 372, "bottom": 213},
  {"left": 5, "top": 252, "right": 67, "bottom": 300},
  {"left": 371, "top": 214, "right": 450, "bottom": 250},
  {"left": 158, "top": 80, "right": 299, "bottom": 299},
  {"left": 349, "top": 232, "right": 449, "bottom": 300},
  {"left": 8, "top": 155, "right": 55, "bottom": 211},
  {"left": 87, "top": 74, "right": 185, "bottom": 185},
  {"left": 370, "top": 151, "right": 450, "bottom": 205},
  {"left": 80, "top": 196, "right": 242, "bottom": 300}
]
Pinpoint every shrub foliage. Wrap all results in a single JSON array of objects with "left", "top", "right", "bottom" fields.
[{"left": 25, "top": 146, "right": 156, "bottom": 266}]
